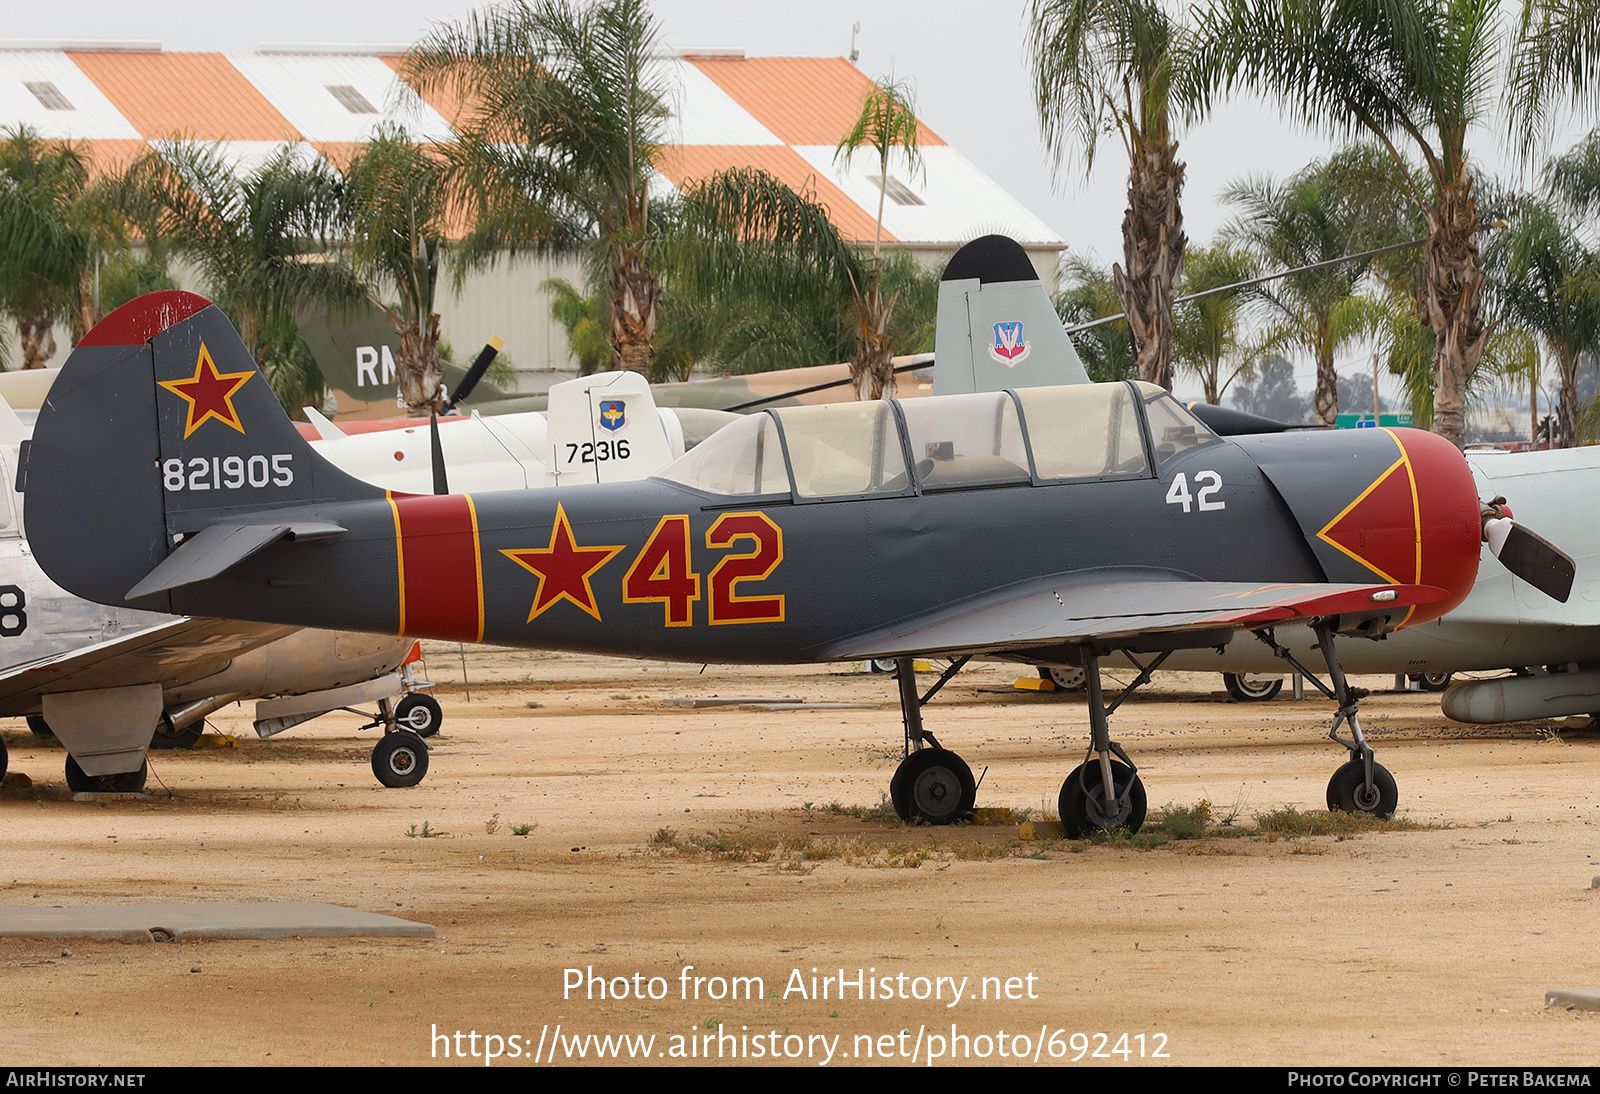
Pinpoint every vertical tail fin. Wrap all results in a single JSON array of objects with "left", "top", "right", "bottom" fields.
[
  {"left": 544, "top": 370, "right": 681, "bottom": 486},
  {"left": 25, "top": 292, "right": 385, "bottom": 611},
  {"left": 932, "top": 234, "right": 1090, "bottom": 395}
]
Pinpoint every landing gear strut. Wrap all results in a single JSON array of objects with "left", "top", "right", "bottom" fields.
[
  {"left": 1255, "top": 621, "right": 1397, "bottom": 818},
  {"left": 886, "top": 656, "right": 975, "bottom": 825},
  {"left": 1057, "top": 650, "right": 1165, "bottom": 837}
]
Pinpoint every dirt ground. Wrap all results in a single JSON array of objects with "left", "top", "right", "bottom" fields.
[{"left": 3, "top": 646, "right": 1600, "bottom": 1068}]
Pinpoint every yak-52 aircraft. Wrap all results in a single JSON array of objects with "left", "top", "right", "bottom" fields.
[{"left": 20, "top": 290, "right": 1572, "bottom": 833}]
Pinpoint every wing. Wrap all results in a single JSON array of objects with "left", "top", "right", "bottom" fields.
[
  {"left": 819, "top": 571, "right": 1449, "bottom": 661},
  {"left": 0, "top": 616, "right": 300, "bottom": 715}
]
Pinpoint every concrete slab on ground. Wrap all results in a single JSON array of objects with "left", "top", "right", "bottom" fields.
[{"left": 0, "top": 902, "right": 436, "bottom": 941}]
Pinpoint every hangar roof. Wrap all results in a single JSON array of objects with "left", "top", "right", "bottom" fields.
[{"left": 0, "top": 41, "right": 1064, "bottom": 249}]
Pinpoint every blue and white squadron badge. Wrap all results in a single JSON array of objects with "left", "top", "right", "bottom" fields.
[
  {"left": 598, "top": 400, "right": 627, "bottom": 433},
  {"left": 988, "top": 322, "right": 1030, "bottom": 366}
]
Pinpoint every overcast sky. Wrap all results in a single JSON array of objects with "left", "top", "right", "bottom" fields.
[{"left": 13, "top": 1, "right": 1595, "bottom": 403}]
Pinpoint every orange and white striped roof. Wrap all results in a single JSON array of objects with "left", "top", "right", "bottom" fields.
[{"left": 0, "top": 41, "right": 1063, "bottom": 247}]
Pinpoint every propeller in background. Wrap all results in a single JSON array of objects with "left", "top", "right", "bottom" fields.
[
  {"left": 1482, "top": 496, "right": 1576, "bottom": 602},
  {"left": 432, "top": 336, "right": 505, "bottom": 495}
]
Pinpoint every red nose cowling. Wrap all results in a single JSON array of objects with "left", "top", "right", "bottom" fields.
[{"left": 1324, "top": 428, "right": 1481, "bottom": 627}]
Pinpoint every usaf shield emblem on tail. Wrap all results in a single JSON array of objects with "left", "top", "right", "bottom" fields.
[
  {"left": 988, "top": 322, "right": 1030, "bottom": 366},
  {"left": 598, "top": 400, "right": 627, "bottom": 433}
]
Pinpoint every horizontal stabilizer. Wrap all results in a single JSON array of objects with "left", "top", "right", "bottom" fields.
[
  {"left": 126, "top": 521, "right": 346, "bottom": 600},
  {"left": 302, "top": 406, "right": 347, "bottom": 440}
]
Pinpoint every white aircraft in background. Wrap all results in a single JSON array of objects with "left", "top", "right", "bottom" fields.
[
  {"left": 0, "top": 368, "right": 723, "bottom": 795},
  {"left": 300, "top": 369, "right": 736, "bottom": 493}
]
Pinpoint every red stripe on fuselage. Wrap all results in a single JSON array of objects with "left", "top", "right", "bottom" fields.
[{"left": 393, "top": 493, "right": 484, "bottom": 642}]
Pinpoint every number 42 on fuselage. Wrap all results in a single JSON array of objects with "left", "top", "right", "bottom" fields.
[{"left": 21, "top": 292, "right": 1573, "bottom": 835}]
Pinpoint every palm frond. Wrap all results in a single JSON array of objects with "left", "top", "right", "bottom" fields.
[{"left": 1508, "top": 0, "right": 1600, "bottom": 161}]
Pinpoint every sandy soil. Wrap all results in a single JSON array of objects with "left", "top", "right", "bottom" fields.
[{"left": 3, "top": 647, "right": 1600, "bottom": 1068}]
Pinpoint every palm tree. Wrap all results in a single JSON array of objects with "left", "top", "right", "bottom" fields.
[
  {"left": 1508, "top": 0, "right": 1600, "bottom": 160},
  {"left": 1545, "top": 128, "right": 1600, "bottom": 219},
  {"left": 833, "top": 75, "right": 923, "bottom": 399},
  {"left": 1483, "top": 195, "right": 1600, "bottom": 448},
  {"left": 1221, "top": 149, "right": 1414, "bottom": 424},
  {"left": 655, "top": 165, "right": 864, "bottom": 380},
  {"left": 1028, "top": 0, "right": 1190, "bottom": 390},
  {"left": 340, "top": 130, "right": 457, "bottom": 414},
  {"left": 127, "top": 142, "right": 359, "bottom": 412},
  {"left": 0, "top": 128, "right": 91, "bottom": 369},
  {"left": 1172, "top": 243, "right": 1258, "bottom": 404},
  {"left": 403, "top": 0, "right": 668, "bottom": 374},
  {"left": 1053, "top": 255, "right": 1137, "bottom": 383},
  {"left": 540, "top": 277, "right": 610, "bottom": 376},
  {"left": 1193, "top": 0, "right": 1600, "bottom": 446}
]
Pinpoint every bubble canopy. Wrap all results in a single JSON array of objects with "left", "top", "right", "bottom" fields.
[{"left": 653, "top": 381, "right": 1219, "bottom": 501}]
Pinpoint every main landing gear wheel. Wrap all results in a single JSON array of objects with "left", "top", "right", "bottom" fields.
[
  {"left": 1038, "top": 666, "right": 1086, "bottom": 691},
  {"left": 1059, "top": 759, "right": 1147, "bottom": 837},
  {"left": 394, "top": 693, "right": 443, "bottom": 738},
  {"left": 1224, "top": 673, "right": 1283, "bottom": 702},
  {"left": 65, "top": 756, "right": 147, "bottom": 794},
  {"left": 0, "top": 735, "right": 8, "bottom": 782},
  {"left": 1417, "top": 673, "right": 1453, "bottom": 692},
  {"left": 889, "top": 748, "right": 975, "bottom": 825},
  {"left": 26, "top": 715, "right": 55, "bottom": 739},
  {"left": 1326, "top": 760, "right": 1397, "bottom": 817},
  {"left": 372, "top": 731, "right": 429, "bottom": 788}
]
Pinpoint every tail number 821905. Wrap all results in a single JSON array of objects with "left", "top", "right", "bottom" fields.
[{"left": 163, "top": 455, "right": 293, "bottom": 492}]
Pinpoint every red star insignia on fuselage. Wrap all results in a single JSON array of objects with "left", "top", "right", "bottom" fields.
[
  {"left": 158, "top": 342, "right": 255, "bottom": 439},
  {"left": 501, "top": 504, "right": 625, "bottom": 622}
]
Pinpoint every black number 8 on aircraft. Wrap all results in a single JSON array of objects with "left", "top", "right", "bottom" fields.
[{"left": 22, "top": 284, "right": 1573, "bottom": 835}]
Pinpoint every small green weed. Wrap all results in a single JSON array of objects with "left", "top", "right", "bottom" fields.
[
  {"left": 511, "top": 823, "right": 536, "bottom": 836},
  {"left": 1253, "top": 806, "right": 1424, "bottom": 838},
  {"left": 405, "top": 821, "right": 436, "bottom": 838},
  {"left": 1146, "top": 800, "right": 1214, "bottom": 840},
  {"left": 823, "top": 793, "right": 900, "bottom": 823}
]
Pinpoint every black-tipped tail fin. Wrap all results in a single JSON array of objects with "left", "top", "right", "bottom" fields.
[{"left": 932, "top": 234, "right": 1090, "bottom": 395}]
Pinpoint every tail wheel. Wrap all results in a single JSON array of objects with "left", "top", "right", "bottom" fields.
[{"left": 372, "top": 731, "right": 429, "bottom": 788}]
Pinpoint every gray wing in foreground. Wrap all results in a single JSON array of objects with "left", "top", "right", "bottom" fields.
[
  {"left": 820, "top": 572, "right": 1447, "bottom": 661},
  {"left": 0, "top": 616, "right": 300, "bottom": 714}
]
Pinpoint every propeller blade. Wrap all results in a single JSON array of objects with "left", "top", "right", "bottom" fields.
[
  {"left": 1484, "top": 517, "right": 1575, "bottom": 602},
  {"left": 445, "top": 335, "right": 505, "bottom": 411},
  {"left": 429, "top": 411, "right": 449, "bottom": 496}
]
